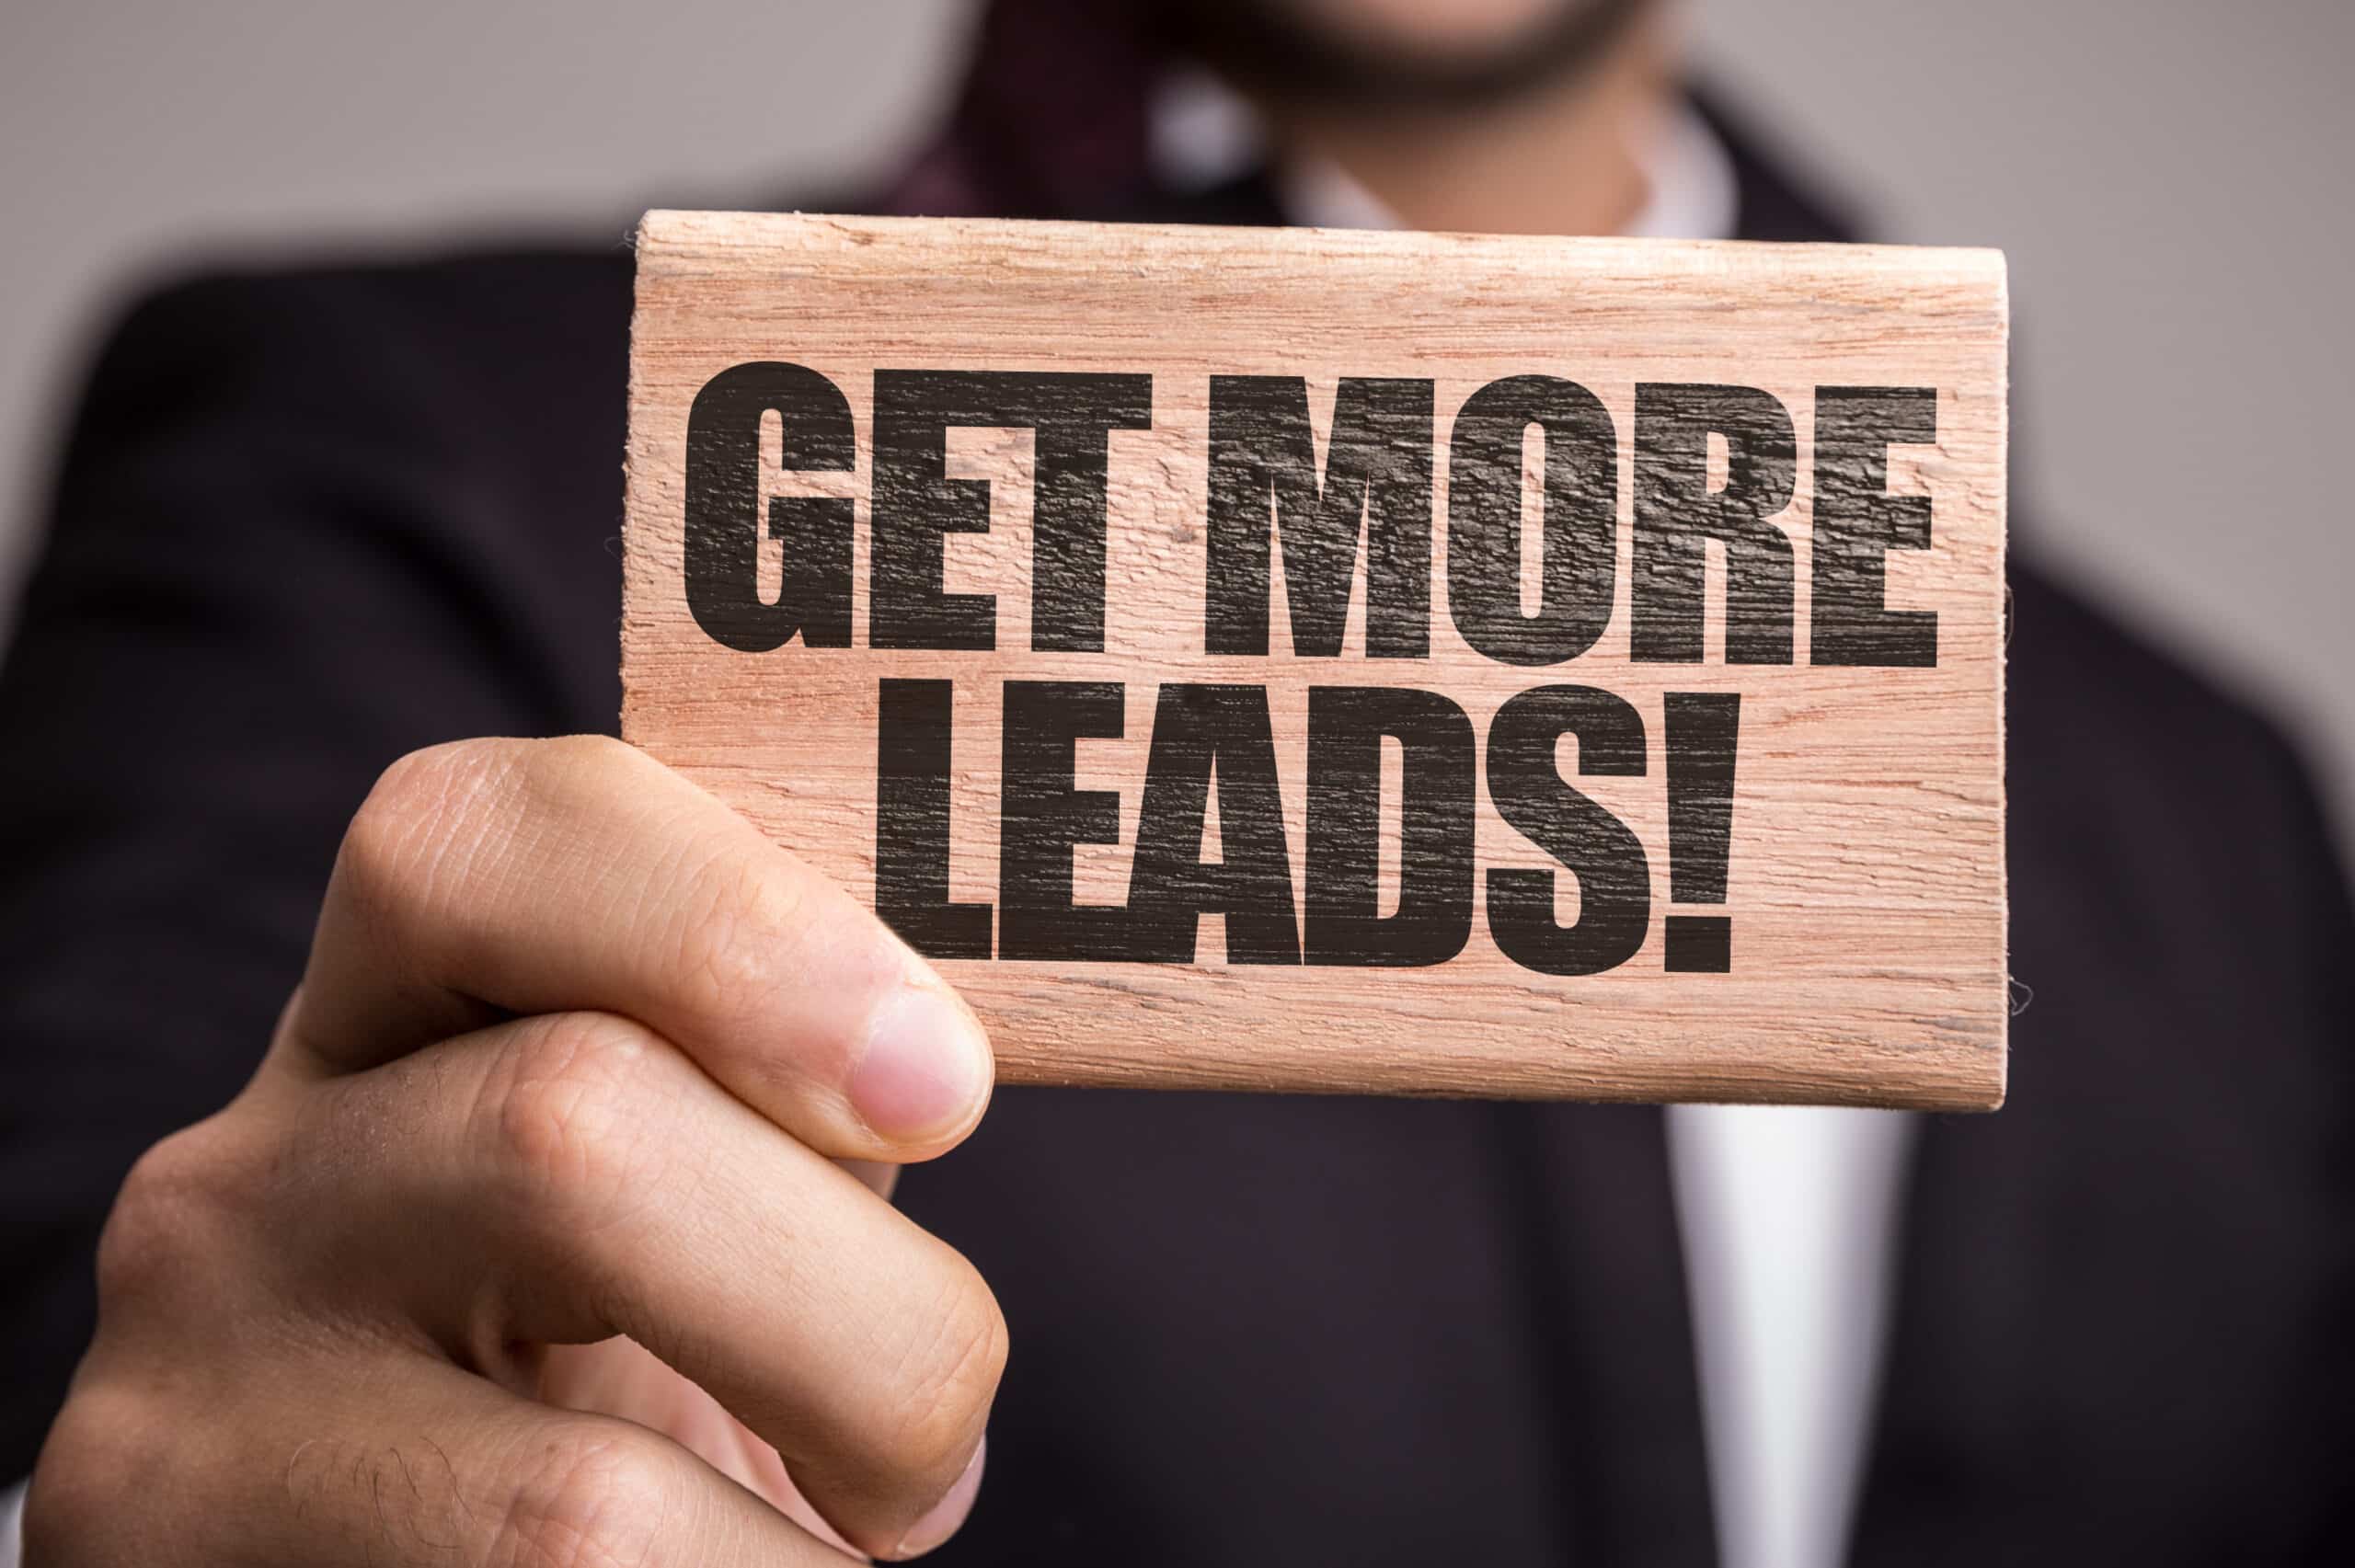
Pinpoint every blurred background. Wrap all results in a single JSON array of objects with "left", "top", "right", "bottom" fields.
[{"left": 3, "top": 0, "right": 2349, "bottom": 836}]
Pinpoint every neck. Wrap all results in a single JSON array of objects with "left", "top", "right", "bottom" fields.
[{"left": 1250, "top": 6, "right": 1684, "bottom": 236}]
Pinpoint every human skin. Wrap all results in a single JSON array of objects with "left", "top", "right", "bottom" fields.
[
  {"left": 25, "top": 4, "right": 1685, "bottom": 1560},
  {"left": 1207, "top": 0, "right": 1685, "bottom": 238},
  {"left": 26, "top": 738, "right": 1001, "bottom": 1562},
  {"left": 1260, "top": 0, "right": 1602, "bottom": 60}
]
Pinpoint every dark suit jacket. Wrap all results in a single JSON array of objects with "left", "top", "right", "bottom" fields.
[{"left": 2, "top": 76, "right": 2348, "bottom": 1562}]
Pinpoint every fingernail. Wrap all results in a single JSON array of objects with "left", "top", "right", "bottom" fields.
[
  {"left": 851, "top": 987, "right": 991, "bottom": 1145},
  {"left": 890, "top": 1436, "right": 986, "bottom": 1560}
]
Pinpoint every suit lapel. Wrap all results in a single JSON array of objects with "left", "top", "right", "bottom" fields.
[{"left": 1510, "top": 1103, "right": 1722, "bottom": 1562}]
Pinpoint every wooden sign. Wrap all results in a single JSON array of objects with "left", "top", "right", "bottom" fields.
[{"left": 623, "top": 210, "right": 2007, "bottom": 1110}]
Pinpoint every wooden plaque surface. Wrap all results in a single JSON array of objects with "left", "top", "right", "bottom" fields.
[{"left": 624, "top": 210, "right": 2007, "bottom": 1109}]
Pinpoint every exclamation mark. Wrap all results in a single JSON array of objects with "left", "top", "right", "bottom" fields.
[{"left": 1663, "top": 692, "right": 1741, "bottom": 973}]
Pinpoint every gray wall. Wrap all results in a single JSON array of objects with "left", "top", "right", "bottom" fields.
[{"left": 4, "top": 0, "right": 2349, "bottom": 836}]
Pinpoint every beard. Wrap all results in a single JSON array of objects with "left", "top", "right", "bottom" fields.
[{"left": 1147, "top": 0, "right": 1653, "bottom": 110}]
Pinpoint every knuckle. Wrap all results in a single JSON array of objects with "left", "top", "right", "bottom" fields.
[
  {"left": 671, "top": 855, "right": 807, "bottom": 1027},
  {"left": 332, "top": 738, "right": 647, "bottom": 972},
  {"left": 878, "top": 1265, "right": 1008, "bottom": 1478},
  {"left": 476, "top": 1014, "right": 676, "bottom": 1222},
  {"left": 667, "top": 849, "right": 899, "bottom": 1082},
  {"left": 97, "top": 1121, "right": 240, "bottom": 1309},
  {"left": 24, "top": 1387, "right": 154, "bottom": 1560},
  {"left": 339, "top": 740, "right": 512, "bottom": 912},
  {"left": 490, "top": 1424, "right": 685, "bottom": 1568}
]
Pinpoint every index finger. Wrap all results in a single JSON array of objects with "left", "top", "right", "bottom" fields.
[{"left": 283, "top": 735, "right": 992, "bottom": 1159}]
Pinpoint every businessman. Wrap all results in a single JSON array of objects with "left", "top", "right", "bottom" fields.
[{"left": 6, "top": 1, "right": 2349, "bottom": 1562}]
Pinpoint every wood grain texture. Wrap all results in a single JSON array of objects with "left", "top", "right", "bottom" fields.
[{"left": 624, "top": 210, "right": 2007, "bottom": 1109}]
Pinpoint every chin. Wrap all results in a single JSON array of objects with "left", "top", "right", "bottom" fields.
[
  {"left": 1162, "top": 0, "right": 1648, "bottom": 108},
  {"left": 1273, "top": 0, "right": 1605, "bottom": 63}
]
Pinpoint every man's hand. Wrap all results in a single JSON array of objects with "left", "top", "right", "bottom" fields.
[{"left": 23, "top": 737, "right": 1003, "bottom": 1563}]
